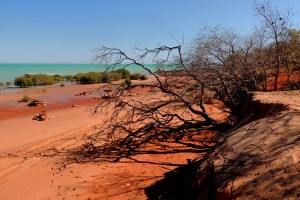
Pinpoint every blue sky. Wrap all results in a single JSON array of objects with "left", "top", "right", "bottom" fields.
[{"left": 0, "top": 0, "right": 300, "bottom": 63}]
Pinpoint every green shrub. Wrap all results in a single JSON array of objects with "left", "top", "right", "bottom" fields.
[
  {"left": 64, "top": 75, "right": 73, "bottom": 82},
  {"left": 100, "top": 71, "right": 122, "bottom": 83},
  {"left": 14, "top": 74, "right": 54, "bottom": 87},
  {"left": 73, "top": 74, "right": 79, "bottom": 81},
  {"left": 73, "top": 71, "right": 129, "bottom": 85},
  {"left": 124, "top": 78, "right": 132, "bottom": 85},
  {"left": 32, "top": 74, "right": 54, "bottom": 86},
  {"left": 21, "top": 95, "right": 31, "bottom": 102},
  {"left": 53, "top": 74, "right": 64, "bottom": 82},
  {"left": 109, "top": 72, "right": 122, "bottom": 81},
  {"left": 140, "top": 75, "right": 148, "bottom": 80},
  {"left": 77, "top": 72, "right": 101, "bottom": 84},
  {"left": 100, "top": 72, "right": 113, "bottom": 83},
  {"left": 15, "top": 76, "right": 34, "bottom": 87},
  {"left": 100, "top": 71, "right": 127, "bottom": 83},
  {"left": 129, "top": 73, "right": 142, "bottom": 80},
  {"left": 113, "top": 69, "right": 131, "bottom": 79},
  {"left": 0, "top": 82, "right": 4, "bottom": 87}
]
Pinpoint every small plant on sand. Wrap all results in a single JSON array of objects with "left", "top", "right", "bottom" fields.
[
  {"left": 60, "top": 83, "right": 65, "bottom": 87},
  {"left": 21, "top": 95, "right": 31, "bottom": 102},
  {"left": 124, "top": 78, "right": 132, "bottom": 86},
  {"left": 140, "top": 75, "right": 148, "bottom": 80},
  {"left": 129, "top": 73, "right": 142, "bottom": 80}
]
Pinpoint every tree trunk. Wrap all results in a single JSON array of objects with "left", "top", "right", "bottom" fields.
[{"left": 274, "top": 41, "right": 281, "bottom": 91}]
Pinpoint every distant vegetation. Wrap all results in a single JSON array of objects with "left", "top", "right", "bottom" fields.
[
  {"left": 14, "top": 69, "right": 148, "bottom": 88},
  {"left": 14, "top": 74, "right": 55, "bottom": 87},
  {"left": 5, "top": 81, "right": 11, "bottom": 86},
  {"left": 0, "top": 81, "right": 11, "bottom": 88},
  {"left": 74, "top": 72, "right": 102, "bottom": 84}
]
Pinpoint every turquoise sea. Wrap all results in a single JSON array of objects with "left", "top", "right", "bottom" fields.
[{"left": 0, "top": 63, "right": 158, "bottom": 83}]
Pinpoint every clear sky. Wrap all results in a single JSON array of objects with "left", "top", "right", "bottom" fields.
[{"left": 1, "top": 0, "right": 300, "bottom": 63}]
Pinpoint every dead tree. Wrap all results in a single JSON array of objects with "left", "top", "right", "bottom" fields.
[
  {"left": 84, "top": 36, "right": 257, "bottom": 160},
  {"left": 189, "top": 26, "right": 256, "bottom": 109},
  {"left": 91, "top": 45, "right": 219, "bottom": 157},
  {"left": 253, "top": 0, "right": 293, "bottom": 91},
  {"left": 248, "top": 27, "right": 273, "bottom": 91}
]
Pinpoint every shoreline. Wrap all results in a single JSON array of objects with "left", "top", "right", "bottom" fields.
[
  {"left": 0, "top": 63, "right": 157, "bottom": 83},
  {"left": 0, "top": 82, "right": 106, "bottom": 153},
  {"left": 0, "top": 82, "right": 101, "bottom": 120}
]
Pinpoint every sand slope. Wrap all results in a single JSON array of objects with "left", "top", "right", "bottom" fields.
[{"left": 210, "top": 91, "right": 300, "bottom": 199}]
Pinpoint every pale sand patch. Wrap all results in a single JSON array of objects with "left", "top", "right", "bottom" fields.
[{"left": 253, "top": 90, "right": 300, "bottom": 111}]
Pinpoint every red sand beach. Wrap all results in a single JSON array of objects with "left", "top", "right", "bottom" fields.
[
  {"left": 0, "top": 79, "right": 209, "bottom": 199},
  {"left": 0, "top": 76, "right": 299, "bottom": 199}
]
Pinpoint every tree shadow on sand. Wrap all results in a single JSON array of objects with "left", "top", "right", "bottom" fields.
[
  {"left": 46, "top": 99, "right": 289, "bottom": 199},
  {"left": 49, "top": 130, "right": 219, "bottom": 199},
  {"left": 144, "top": 101, "right": 290, "bottom": 199}
]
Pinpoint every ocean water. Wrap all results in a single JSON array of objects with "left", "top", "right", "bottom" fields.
[{"left": 0, "top": 63, "right": 158, "bottom": 83}]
